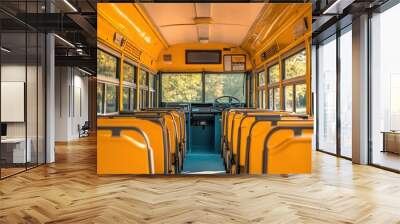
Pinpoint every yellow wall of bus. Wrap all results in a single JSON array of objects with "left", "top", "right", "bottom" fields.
[
  {"left": 97, "top": 3, "right": 166, "bottom": 71},
  {"left": 157, "top": 43, "right": 252, "bottom": 73},
  {"left": 97, "top": 3, "right": 312, "bottom": 114},
  {"left": 248, "top": 4, "right": 312, "bottom": 114}
]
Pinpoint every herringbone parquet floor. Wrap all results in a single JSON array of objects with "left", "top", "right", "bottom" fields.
[{"left": 1, "top": 136, "right": 400, "bottom": 223}]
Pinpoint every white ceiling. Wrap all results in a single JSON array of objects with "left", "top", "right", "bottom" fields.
[{"left": 141, "top": 3, "right": 265, "bottom": 46}]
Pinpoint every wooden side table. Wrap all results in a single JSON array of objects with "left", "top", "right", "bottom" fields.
[{"left": 382, "top": 131, "right": 400, "bottom": 154}]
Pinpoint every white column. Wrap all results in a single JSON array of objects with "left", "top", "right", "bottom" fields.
[
  {"left": 46, "top": 32, "right": 55, "bottom": 163},
  {"left": 352, "top": 14, "right": 369, "bottom": 164},
  {"left": 311, "top": 45, "right": 317, "bottom": 151}
]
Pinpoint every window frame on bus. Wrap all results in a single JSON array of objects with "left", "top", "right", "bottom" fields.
[
  {"left": 256, "top": 70, "right": 266, "bottom": 109},
  {"left": 121, "top": 58, "right": 137, "bottom": 112},
  {"left": 266, "top": 62, "right": 280, "bottom": 110},
  {"left": 282, "top": 48, "right": 307, "bottom": 113},
  {"left": 139, "top": 68, "right": 150, "bottom": 109},
  {"left": 97, "top": 47, "right": 120, "bottom": 115}
]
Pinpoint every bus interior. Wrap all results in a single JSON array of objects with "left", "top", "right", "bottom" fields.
[{"left": 97, "top": 3, "right": 312, "bottom": 174}]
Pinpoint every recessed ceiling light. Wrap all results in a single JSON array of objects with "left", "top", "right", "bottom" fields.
[
  {"left": 1, "top": 47, "right": 11, "bottom": 53},
  {"left": 54, "top": 34, "right": 75, "bottom": 48},
  {"left": 78, "top": 67, "right": 92, "bottom": 76},
  {"left": 199, "top": 38, "right": 209, "bottom": 44},
  {"left": 63, "top": 0, "right": 78, "bottom": 12}
]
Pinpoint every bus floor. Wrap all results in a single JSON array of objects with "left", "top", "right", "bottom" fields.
[{"left": 182, "top": 145, "right": 225, "bottom": 174}]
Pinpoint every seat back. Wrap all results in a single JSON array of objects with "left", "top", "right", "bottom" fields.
[
  {"left": 246, "top": 118, "right": 313, "bottom": 174},
  {"left": 136, "top": 109, "right": 186, "bottom": 172},
  {"left": 231, "top": 111, "right": 292, "bottom": 170},
  {"left": 262, "top": 120, "right": 313, "bottom": 174},
  {"left": 97, "top": 116, "right": 168, "bottom": 174}
]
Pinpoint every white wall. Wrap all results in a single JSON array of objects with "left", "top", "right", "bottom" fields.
[
  {"left": 1, "top": 64, "right": 31, "bottom": 137},
  {"left": 1, "top": 63, "right": 46, "bottom": 164},
  {"left": 55, "top": 67, "right": 89, "bottom": 141}
]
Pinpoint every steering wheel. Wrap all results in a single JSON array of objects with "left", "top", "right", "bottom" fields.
[{"left": 214, "top": 96, "right": 241, "bottom": 110}]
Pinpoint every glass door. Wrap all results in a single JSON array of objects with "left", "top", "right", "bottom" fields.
[
  {"left": 317, "top": 35, "right": 337, "bottom": 155},
  {"left": 339, "top": 27, "right": 352, "bottom": 158}
]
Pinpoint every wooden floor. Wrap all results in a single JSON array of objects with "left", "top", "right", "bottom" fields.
[{"left": 1, "top": 137, "right": 400, "bottom": 223}]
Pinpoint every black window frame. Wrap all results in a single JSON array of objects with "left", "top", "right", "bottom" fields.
[{"left": 159, "top": 72, "right": 247, "bottom": 104}]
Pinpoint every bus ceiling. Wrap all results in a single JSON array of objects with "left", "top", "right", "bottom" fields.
[{"left": 97, "top": 3, "right": 312, "bottom": 73}]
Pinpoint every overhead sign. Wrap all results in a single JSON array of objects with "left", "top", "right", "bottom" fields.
[{"left": 224, "top": 55, "right": 246, "bottom": 72}]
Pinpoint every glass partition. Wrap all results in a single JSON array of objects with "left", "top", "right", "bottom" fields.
[
  {"left": 317, "top": 35, "right": 337, "bottom": 154},
  {"left": 1, "top": 32, "right": 27, "bottom": 177},
  {"left": 339, "top": 28, "right": 352, "bottom": 158},
  {"left": 371, "top": 4, "right": 400, "bottom": 171},
  {"left": 0, "top": 3, "right": 46, "bottom": 178}
]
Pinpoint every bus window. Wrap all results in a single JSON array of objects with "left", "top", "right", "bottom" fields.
[
  {"left": 122, "top": 62, "right": 136, "bottom": 111},
  {"left": 267, "top": 64, "right": 280, "bottom": 111},
  {"left": 139, "top": 69, "right": 149, "bottom": 109},
  {"left": 161, "top": 73, "right": 202, "bottom": 103},
  {"left": 97, "top": 49, "right": 119, "bottom": 114},
  {"left": 97, "top": 82, "right": 104, "bottom": 114},
  {"left": 283, "top": 50, "right": 306, "bottom": 80},
  {"left": 283, "top": 49, "right": 307, "bottom": 113},
  {"left": 105, "top": 85, "right": 118, "bottom": 113},
  {"left": 97, "top": 49, "right": 117, "bottom": 78},
  {"left": 295, "top": 84, "right": 307, "bottom": 113},
  {"left": 273, "top": 87, "right": 280, "bottom": 110},
  {"left": 205, "top": 73, "right": 245, "bottom": 103},
  {"left": 257, "top": 71, "right": 265, "bottom": 108},
  {"left": 149, "top": 74, "right": 156, "bottom": 108},
  {"left": 284, "top": 85, "right": 294, "bottom": 112}
]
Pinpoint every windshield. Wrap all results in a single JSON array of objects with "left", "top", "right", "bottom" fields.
[
  {"left": 205, "top": 73, "right": 245, "bottom": 103},
  {"left": 161, "top": 73, "right": 246, "bottom": 103},
  {"left": 161, "top": 73, "right": 203, "bottom": 103}
]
